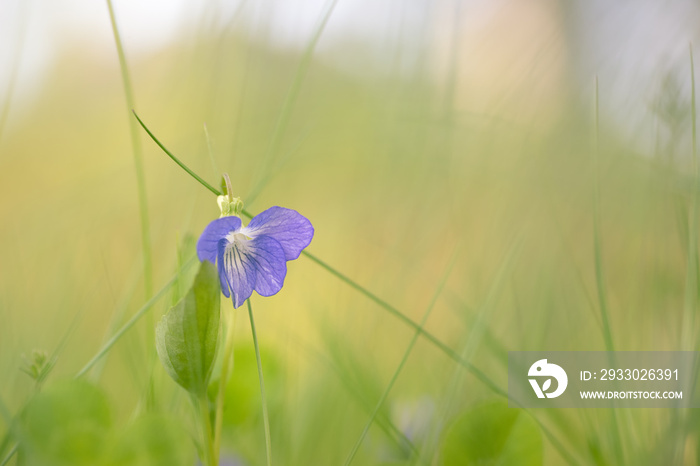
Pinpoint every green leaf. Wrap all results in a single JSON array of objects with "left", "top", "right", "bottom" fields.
[
  {"left": 441, "top": 400, "right": 542, "bottom": 466},
  {"left": 156, "top": 261, "right": 221, "bottom": 396},
  {"left": 18, "top": 380, "right": 112, "bottom": 466}
]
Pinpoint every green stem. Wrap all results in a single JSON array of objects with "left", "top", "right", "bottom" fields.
[
  {"left": 106, "top": 0, "right": 152, "bottom": 297},
  {"left": 196, "top": 394, "right": 215, "bottom": 466},
  {"left": 247, "top": 300, "right": 272, "bottom": 466},
  {"left": 213, "top": 308, "right": 236, "bottom": 464}
]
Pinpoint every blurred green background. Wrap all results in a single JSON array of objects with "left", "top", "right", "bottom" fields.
[{"left": 1, "top": 0, "right": 699, "bottom": 464}]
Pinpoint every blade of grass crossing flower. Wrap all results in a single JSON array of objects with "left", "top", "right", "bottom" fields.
[
  {"left": 132, "top": 125, "right": 574, "bottom": 410},
  {"left": 131, "top": 114, "right": 509, "bottom": 396},
  {"left": 76, "top": 256, "right": 197, "bottom": 378},
  {"left": 106, "top": 0, "right": 153, "bottom": 297},
  {"left": 248, "top": 300, "right": 272, "bottom": 466},
  {"left": 126, "top": 128, "right": 578, "bottom": 463},
  {"left": 343, "top": 249, "right": 457, "bottom": 466},
  {"left": 108, "top": 122, "right": 577, "bottom": 462},
  {"left": 124, "top": 123, "right": 501, "bottom": 392},
  {"left": 133, "top": 111, "right": 222, "bottom": 196}
]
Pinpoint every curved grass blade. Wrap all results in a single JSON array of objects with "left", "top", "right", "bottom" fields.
[{"left": 133, "top": 111, "right": 221, "bottom": 196}]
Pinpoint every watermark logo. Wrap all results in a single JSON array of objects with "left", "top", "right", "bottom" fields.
[
  {"left": 510, "top": 352, "right": 697, "bottom": 408},
  {"left": 528, "top": 359, "right": 568, "bottom": 399}
]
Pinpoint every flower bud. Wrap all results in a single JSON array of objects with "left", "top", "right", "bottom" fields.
[{"left": 217, "top": 195, "right": 244, "bottom": 218}]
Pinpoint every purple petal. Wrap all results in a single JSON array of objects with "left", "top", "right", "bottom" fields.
[
  {"left": 216, "top": 239, "right": 231, "bottom": 298},
  {"left": 218, "top": 235, "right": 287, "bottom": 308},
  {"left": 219, "top": 238, "right": 257, "bottom": 308},
  {"left": 242, "top": 207, "right": 314, "bottom": 260},
  {"left": 247, "top": 236, "right": 287, "bottom": 297},
  {"left": 197, "top": 216, "right": 242, "bottom": 264}
]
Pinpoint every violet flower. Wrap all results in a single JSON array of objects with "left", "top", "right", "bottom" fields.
[{"left": 197, "top": 206, "right": 314, "bottom": 308}]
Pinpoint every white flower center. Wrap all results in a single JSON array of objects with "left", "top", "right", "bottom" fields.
[{"left": 225, "top": 230, "right": 251, "bottom": 245}]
